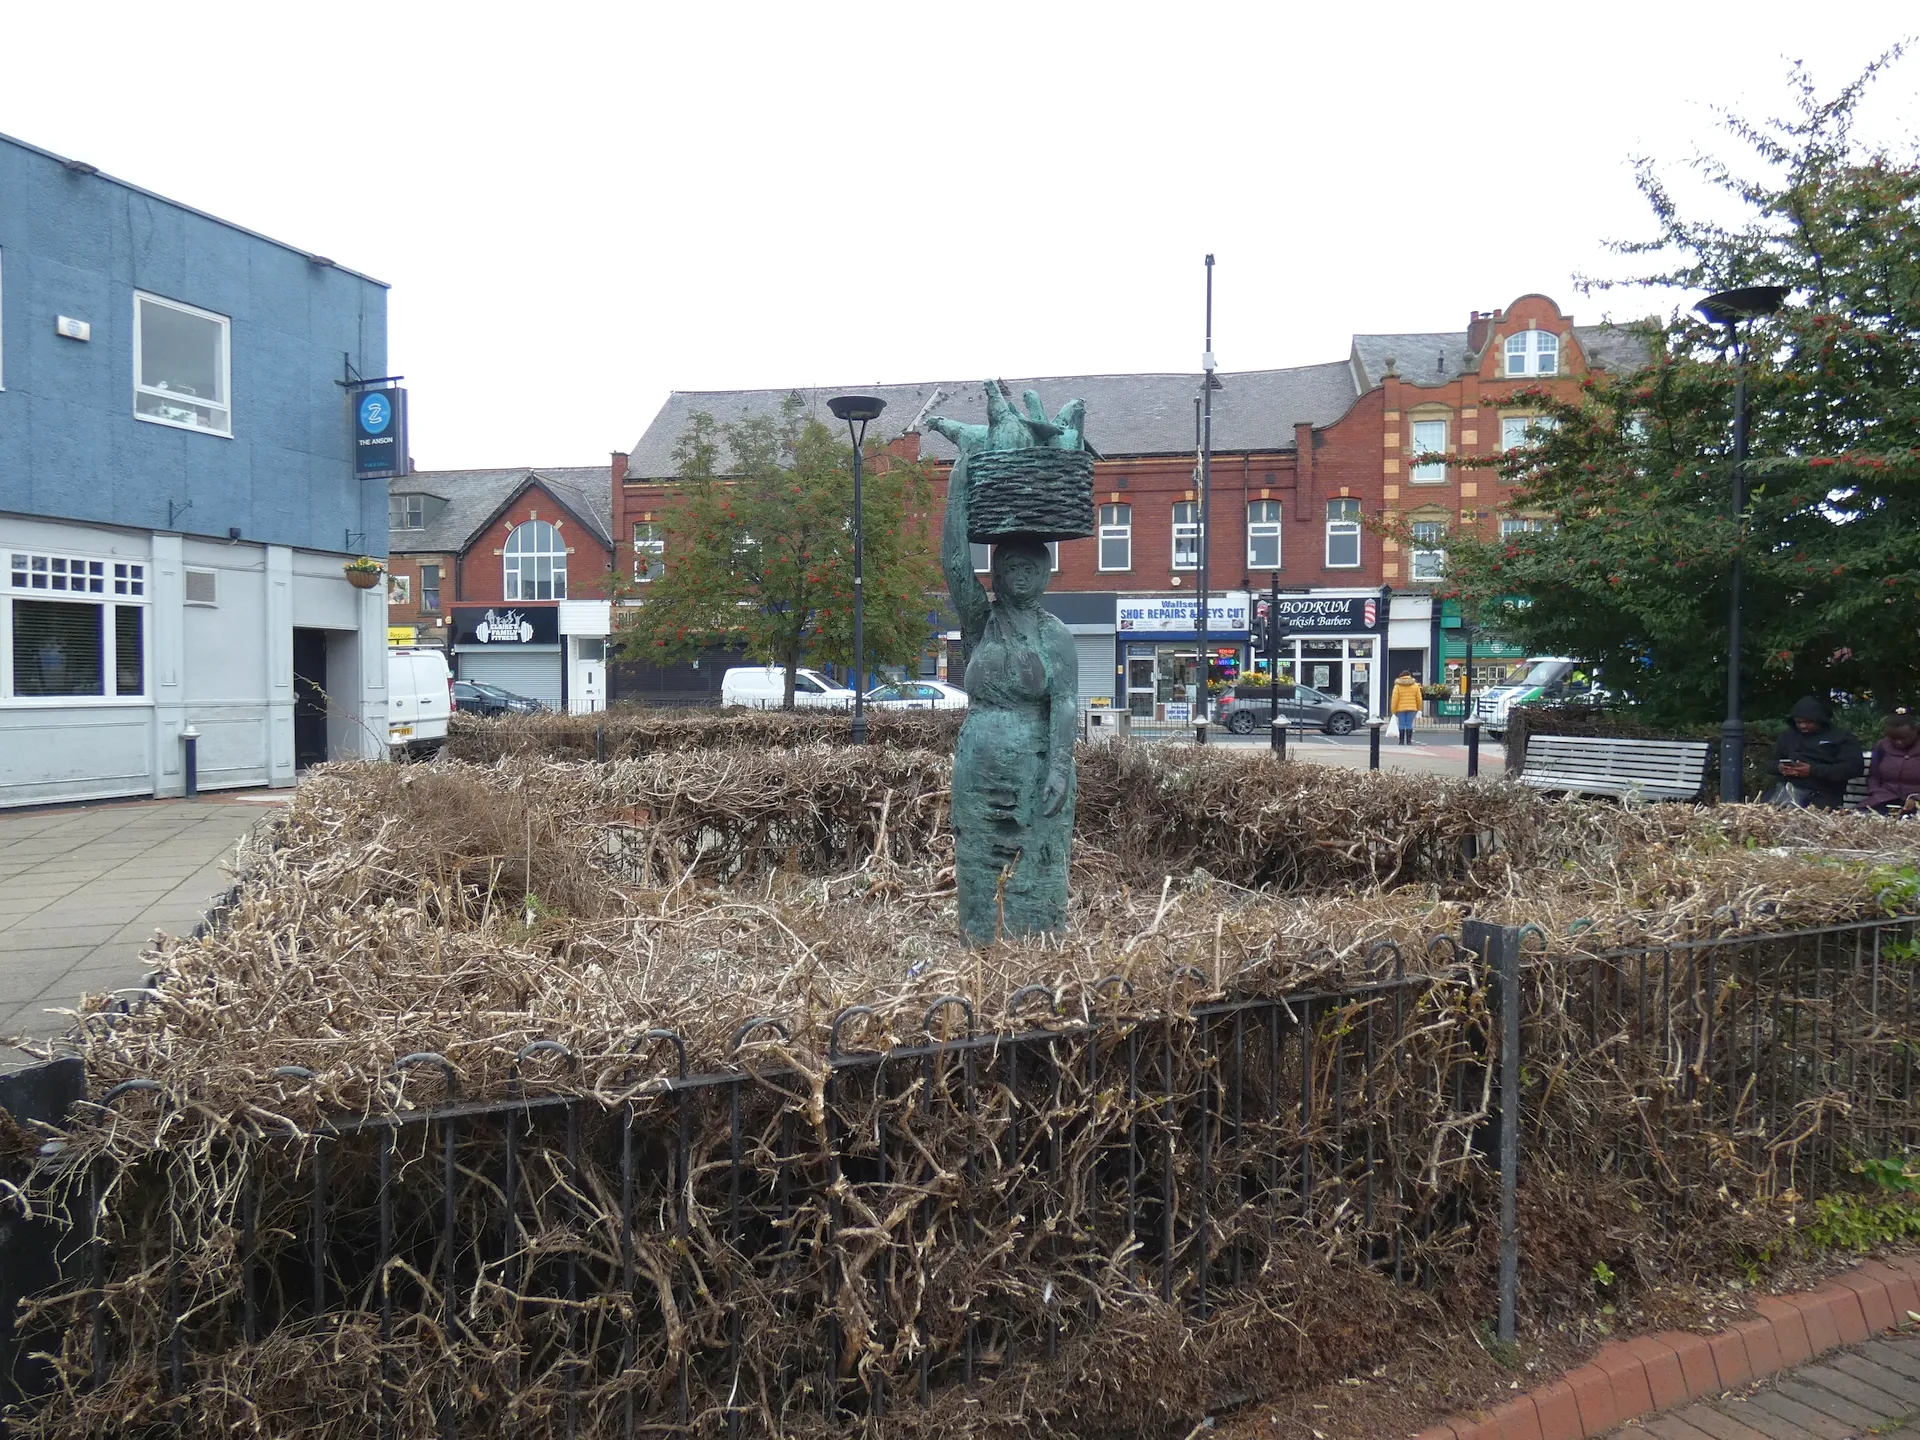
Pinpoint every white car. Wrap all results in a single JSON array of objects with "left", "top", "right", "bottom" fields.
[
  {"left": 864, "top": 680, "right": 969, "bottom": 710},
  {"left": 719, "top": 665, "right": 855, "bottom": 710}
]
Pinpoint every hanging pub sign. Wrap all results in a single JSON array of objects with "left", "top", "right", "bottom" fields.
[
  {"left": 353, "top": 386, "right": 408, "bottom": 480},
  {"left": 450, "top": 606, "right": 560, "bottom": 646}
]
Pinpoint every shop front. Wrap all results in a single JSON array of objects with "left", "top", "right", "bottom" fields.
[
  {"left": 1116, "top": 592, "right": 1250, "bottom": 720},
  {"left": 452, "top": 604, "right": 561, "bottom": 707},
  {"left": 1440, "top": 599, "right": 1528, "bottom": 691},
  {"left": 1264, "top": 589, "right": 1390, "bottom": 717}
]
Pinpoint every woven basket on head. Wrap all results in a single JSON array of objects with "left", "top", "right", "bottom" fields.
[{"left": 964, "top": 447, "right": 1096, "bottom": 543}]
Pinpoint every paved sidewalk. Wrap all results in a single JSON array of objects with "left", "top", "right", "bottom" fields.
[
  {"left": 1615, "top": 1332, "right": 1920, "bottom": 1438},
  {"left": 0, "top": 794, "right": 285, "bottom": 1051}
]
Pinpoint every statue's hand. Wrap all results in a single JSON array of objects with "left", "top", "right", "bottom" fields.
[{"left": 1041, "top": 766, "right": 1071, "bottom": 817}]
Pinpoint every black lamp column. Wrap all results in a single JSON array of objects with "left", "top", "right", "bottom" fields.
[
  {"left": 1195, "top": 254, "right": 1216, "bottom": 745},
  {"left": 828, "top": 394, "right": 888, "bottom": 744},
  {"left": 1695, "top": 286, "right": 1786, "bottom": 803}
]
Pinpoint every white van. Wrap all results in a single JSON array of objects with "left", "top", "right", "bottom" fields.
[
  {"left": 720, "top": 665, "right": 855, "bottom": 711},
  {"left": 388, "top": 647, "right": 453, "bottom": 757}
]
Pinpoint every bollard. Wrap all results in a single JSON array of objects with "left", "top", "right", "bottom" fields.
[
  {"left": 1193, "top": 718, "right": 1208, "bottom": 747},
  {"left": 1464, "top": 718, "right": 1481, "bottom": 778},
  {"left": 1367, "top": 718, "right": 1384, "bottom": 771},
  {"left": 180, "top": 726, "right": 200, "bottom": 799},
  {"left": 594, "top": 725, "right": 606, "bottom": 764},
  {"left": 1271, "top": 715, "right": 1289, "bottom": 760}
]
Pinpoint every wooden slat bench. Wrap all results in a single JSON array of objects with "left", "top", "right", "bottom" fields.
[{"left": 1518, "top": 735, "right": 1712, "bottom": 801}]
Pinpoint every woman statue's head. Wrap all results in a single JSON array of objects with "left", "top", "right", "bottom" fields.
[{"left": 991, "top": 539, "right": 1052, "bottom": 607}]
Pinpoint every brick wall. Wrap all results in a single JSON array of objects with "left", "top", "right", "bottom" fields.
[{"left": 455, "top": 484, "right": 612, "bottom": 606}]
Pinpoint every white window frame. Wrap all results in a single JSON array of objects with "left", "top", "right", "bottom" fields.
[
  {"left": 1098, "top": 503, "right": 1132, "bottom": 572},
  {"left": 1501, "top": 516, "right": 1548, "bottom": 538},
  {"left": 1504, "top": 330, "right": 1560, "bottom": 378},
  {"left": 132, "top": 291, "right": 232, "bottom": 437},
  {"left": 390, "top": 494, "right": 425, "bottom": 530},
  {"left": 972, "top": 542, "right": 1059, "bottom": 573},
  {"left": 1246, "top": 499, "right": 1283, "bottom": 570},
  {"left": 3, "top": 549, "right": 150, "bottom": 705},
  {"left": 1500, "top": 414, "right": 1558, "bottom": 450},
  {"left": 1410, "top": 521, "right": 1447, "bottom": 581},
  {"left": 1325, "top": 499, "right": 1362, "bottom": 569},
  {"left": 1410, "top": 419, "right": 1447, "bottom": 483},
  {"left": 503, "top": 519, "right": 568, "bottom": 601},
  {"left": 1171, "top": 502, "right": 1202, "bottom": 571},
  {"left": 633, "top": 521, "right": 665, "bottom": 582}
]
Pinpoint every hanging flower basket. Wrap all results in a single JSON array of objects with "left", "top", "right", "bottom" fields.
[{"left": 344, "top": 558, "right": 383, "bottom": 590}]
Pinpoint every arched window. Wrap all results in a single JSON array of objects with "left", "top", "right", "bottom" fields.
[
  {"left": 504, "top": 520, "right": 567, "bottom": 600},
  {"left": 1504, "top": 330, "right": 1559, "bottom": 377}
]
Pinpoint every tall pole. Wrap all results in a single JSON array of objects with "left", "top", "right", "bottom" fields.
[
  {"left": 1722, "top": 326, "right": 1749, "bottom": 802},
  {"left": 1196, "top": 254, "right": 1215, "bottom": 744},
  {"left": 1268, "top": 570, "right": 1281, "bottom": 748},
  {"left": 849, "top": 418, "right": 869, "bottom": 744}
]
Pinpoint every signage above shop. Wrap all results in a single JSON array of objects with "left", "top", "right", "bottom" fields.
[
  {"left": 1117, "top": 592, "right": 1249, "bottom": 634},
  {"left": 353, "top": 386, "right": 408, "bottom": 480},
  {"left": 451, "top": 605, "right": 559, "bottom": 647},
  {"left": 1273, "top": 594, "right": 1387, "bottom": 633}
]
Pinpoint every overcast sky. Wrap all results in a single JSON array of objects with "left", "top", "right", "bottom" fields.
[{"left": 4, "top": 3, "right": 1913, "bottom": 470}]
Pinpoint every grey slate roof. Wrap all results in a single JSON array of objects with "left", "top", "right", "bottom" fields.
[
  {"left": 624, "top": 365, "right": 1364, "bottom": 480},
  {"left": 1349, "top": 323, "right": 1651, "bottom": 391},
  {"left": 391, "top": 466, "right": 613, "bottom": 555}
]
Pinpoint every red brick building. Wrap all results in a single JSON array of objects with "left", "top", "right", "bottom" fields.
[
  {"left": 384, "top": 467, "right": 615, "bottom": 710},
  {"left": 615, "top": 294, "right": 1638, "bottom": 715}
]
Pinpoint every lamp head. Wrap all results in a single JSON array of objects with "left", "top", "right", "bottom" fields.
[
  {"left": 1695, "top": 285, "right": 1788, "bottom": 327},
  {"left": 827, "top": 394, "right": 887, "bottom": 423}
]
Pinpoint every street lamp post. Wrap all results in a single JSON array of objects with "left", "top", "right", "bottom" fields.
[
  {"left": 828, "top": 394, "right": 888, "bottom": 745},
  {"left": 1196, "top": 254, "right": 1216, "bottom": 745},
  {"left": 1695, "top": 285, "right": 1787, "bottom": 803}
]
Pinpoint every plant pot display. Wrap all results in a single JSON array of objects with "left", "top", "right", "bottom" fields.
[
  {"left": 962, "top": 445, "right": 1096, "bottom": 542},
  {"left": 344, "top": 559, "right": 382, "bottom": 589}
]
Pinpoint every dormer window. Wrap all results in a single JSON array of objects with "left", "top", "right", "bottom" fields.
[
  {"left": 389, "top": 493, "right": 425, "bottom": 530},
  {"left": 1504, "top": 331, "right": 1559, "bottom": 377}
]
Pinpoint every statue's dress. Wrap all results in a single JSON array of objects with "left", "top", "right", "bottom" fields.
[{"left": 952, "top": 601, "right": 1075, "bottom": 943}]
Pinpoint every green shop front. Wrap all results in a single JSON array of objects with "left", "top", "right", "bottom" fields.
[{"left": 1440, "top": 598, "right": 1528, "bottom": 690}]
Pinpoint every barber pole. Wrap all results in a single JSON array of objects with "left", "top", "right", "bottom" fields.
[{"left": 1363, "top": 598, "right": 1378, "bottom": 628}]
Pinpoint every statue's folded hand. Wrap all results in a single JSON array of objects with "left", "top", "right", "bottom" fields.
[{"left": 1041, "top": 767, "right": 1070, "bottom": 817}]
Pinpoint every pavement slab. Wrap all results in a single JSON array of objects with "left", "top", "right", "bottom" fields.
[{"left": 0, "top": 794, "right": 285, "bottom": 1064}]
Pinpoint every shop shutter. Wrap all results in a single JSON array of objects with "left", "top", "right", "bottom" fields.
[
  {"left": 458, "top": 649, "right": 562, "bottom": 709},
  {"left": 1074, "top": 634, "right": 1115, "bottom": 708}
]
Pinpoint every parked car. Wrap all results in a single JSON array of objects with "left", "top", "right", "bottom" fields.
[
  {"left": 452, "top": 679, "right": 544, "bottom": 717},
  {"left": 387, "top": 647, "right": 453, "bottom": 758},
  {"left": 1211, "top": 681, "right": 1365, "bottom": 735},
  {"left": 1475, "top": 658, "right": 1597, "bottom": 741},
  {"left": 720, "top": 665, "right": 855, "bottom": 710},
  {"left": 864, "top": 680, "right": 969, "bottom": 710}
]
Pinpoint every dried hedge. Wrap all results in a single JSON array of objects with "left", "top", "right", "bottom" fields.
[
  {"left": 6, "top": 747, "right": 1920, "bottom": 1439},
  {"left": 448, "top": 706, "right": 964, "bottom": 764}
]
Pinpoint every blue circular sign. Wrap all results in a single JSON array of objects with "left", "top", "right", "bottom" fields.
[{"left": 359, "top": 392, "right": 391, "bottom": 435}]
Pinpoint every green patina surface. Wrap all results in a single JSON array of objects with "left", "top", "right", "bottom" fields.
[{"left": 929, "top": 381, "right": 1092, "bottom": 944}]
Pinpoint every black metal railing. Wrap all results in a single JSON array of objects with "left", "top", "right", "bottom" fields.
[{"left": 5, "top": 917, "right": 1917, "bottom": 1435}]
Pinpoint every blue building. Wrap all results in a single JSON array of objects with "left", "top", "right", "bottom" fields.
[{"left": 0, "top": 132, "right": 391, "bottom": 806}]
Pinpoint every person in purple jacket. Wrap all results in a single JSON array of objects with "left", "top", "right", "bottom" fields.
[{"left": 1866, "top": 708, "right": 1920, "bottom": 813}]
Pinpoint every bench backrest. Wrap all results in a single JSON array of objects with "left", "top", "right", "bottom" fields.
[{"left": 1522, "top": 735, "right": 1712, "bottom": 795}]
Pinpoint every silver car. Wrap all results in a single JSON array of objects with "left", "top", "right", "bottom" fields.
[{"left": 1211, "top": 682, "right": 1366, "bottom": 735}]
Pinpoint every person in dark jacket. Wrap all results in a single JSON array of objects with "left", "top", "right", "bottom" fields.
[
  {"left": 1866, "top": 708, "right": 1920, "bottom": 813},
  {"left": 1770, "top": 695, "right": 1865, "bottom": 808}
]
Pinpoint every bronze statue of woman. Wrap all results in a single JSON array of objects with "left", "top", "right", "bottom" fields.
[{"left": 929, "top": 382, "right": 1084, "bottom": 944}]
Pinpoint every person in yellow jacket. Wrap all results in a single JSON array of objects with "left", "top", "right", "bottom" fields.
[{"left": 1390, "top": 672, "right": 1424, "bottom": 746}]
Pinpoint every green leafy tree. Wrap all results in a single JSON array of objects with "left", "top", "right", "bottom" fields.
[
  {"left": 610, "top": 395, "right": 941, "bottom": 709},
  {"left": 1433, "top": 53, "right": 1920, "bottom": 726}
]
